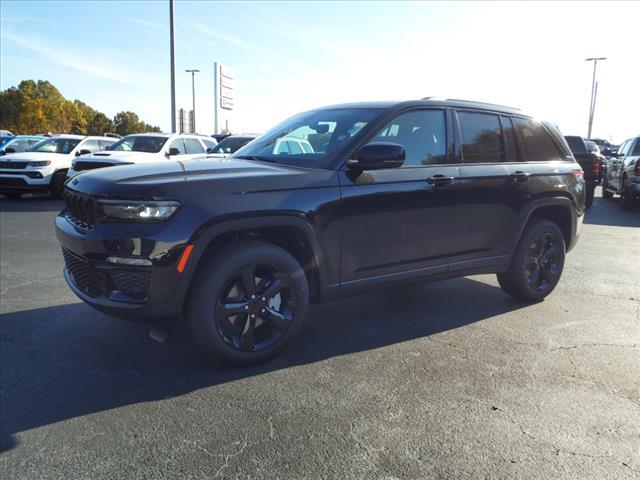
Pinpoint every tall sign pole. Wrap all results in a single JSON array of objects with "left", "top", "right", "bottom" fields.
[
  {"left": 169, "top": 0, "right": 177, "bottom": 133},
  {"left": 585, "top": 57, "right": 606, "bottom": 139},
  {"left": 214, "top": 63, "right": 219, "bottom": 135},
  {"left": 185, "top": 69, "right": 200, "bottom": 133}
]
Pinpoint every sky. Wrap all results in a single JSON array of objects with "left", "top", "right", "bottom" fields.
[{"left": 1, "top": 1, "right": 638, "bottom": 142}]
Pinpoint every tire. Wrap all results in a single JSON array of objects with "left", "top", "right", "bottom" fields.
[
  {"left": 620, "top": 177, "right": 636, "bottom": 210},
  {"left": 497, "top": 219, "right": 566, "bottom": 302},
  {"left": 50, "top": 171, "right": 67, "bottom": 199},
  {"left": 186, "top": 240, "right": 309, "bottom": 366},
  {"left": 585, "top": 185, "right": 595, "bottom": 208},
  {"left": 601, "top": 177, "right": 613, "bottom": 199}
]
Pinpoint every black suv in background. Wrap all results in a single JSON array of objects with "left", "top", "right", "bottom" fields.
[
  {"left": 55, "top": 98, "right": 585, "bottom": 365},
  {"left": 564, "top": 135, "right": 602, "bottom": 207}
]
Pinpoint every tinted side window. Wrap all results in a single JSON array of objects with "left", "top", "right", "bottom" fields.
[
  {"left": 184, "top": 138, "right": 205, "bottom": 154},
  {"left": 369, "top": 109, "right": 447, "bottom": 166},
  {"left": 169, "top": 139, "right": 186, "bottom": 155},
  {"left": 202, "top": 139, "right": 217, "bottom": 150},
  {"left": 500, "top": 116, "right": 519, "bottom": 162},
  {"left": 514, "top": 118, "right": 563, "bottom": 162},
  {"left": 82, "top": 139, "right": 102, "bottom": 153},
  {"left": 631, "top": 138, "right": 640, "bottom": 156},
  {"left": 9, "top": 140, "right": 30, "bottom": 152},
  {"left": 458, "top": 111, "right": 503, "bottom": 163},
  {"left": 99, "top": 140, "right": 116, "bottom": 150}
]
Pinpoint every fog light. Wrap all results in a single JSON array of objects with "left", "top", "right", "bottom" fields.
[{"left": 106, "top": 257, "right": 152, "bottom": 266}]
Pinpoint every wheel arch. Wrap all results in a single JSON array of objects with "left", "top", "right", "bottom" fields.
[
  {"left": 179, "top": 216, "right": 329, "bottom": 308},
  {"left": 513, "top": 198, "right": 577, "bottom": 254}
]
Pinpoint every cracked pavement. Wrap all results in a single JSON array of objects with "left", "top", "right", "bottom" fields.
[{"left": 1, "top": 191, "right": 639, "bottom": 479}]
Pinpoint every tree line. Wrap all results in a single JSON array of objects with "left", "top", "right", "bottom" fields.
[{"left": 0, "top": 80, "right": 161, "bottom": 136}]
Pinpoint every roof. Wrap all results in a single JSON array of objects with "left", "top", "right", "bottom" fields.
[{"left": 315, "top": 98, "right": 524, "bottom": 116}]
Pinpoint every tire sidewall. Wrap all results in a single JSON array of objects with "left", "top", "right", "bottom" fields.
[
  {"left": 187, "top": 241, "right": 309, "bottom": 365},
  {"left": 50, "top": 171, "right": 67, "bottom": 199}
]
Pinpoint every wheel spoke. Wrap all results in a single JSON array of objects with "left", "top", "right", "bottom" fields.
[
  {"left": 239, "top": 265, "right": 257, "bottom": 297},
  {"left": 238, "top": 316, "right": 256, "bottom": 352},
  {"left": 543, "top": 244, "right": 557, "bottom": 259},
  {"left": 528, "top": 264, "right": 541, "bottom": 288},
  {"left": 265, "top": 307, "right": 292, "bottom": 332},
  {"left": 260, "top": 273, "right": 291, "bottom": 299},
  {"left": 217, "top": 301, "right": 248, "bottom": 318},
  {"left": 542, "top": 264, "right": 557, "bottom": 283}
]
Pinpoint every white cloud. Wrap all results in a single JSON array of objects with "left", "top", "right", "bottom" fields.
[
  {"left": 1, "top": 31, "right": 131, "bottom": 85},
  {"left": 129, "top": 18, "right": 167, "bottom": 30}
]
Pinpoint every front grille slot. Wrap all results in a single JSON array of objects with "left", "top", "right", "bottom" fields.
[
  {"left": 62, "top": 248, "right": 102, "bottom": 297},
  {"left": 74, "top": 161, "right": 114, "bottom": 171},
  {"left": 0, "top": 161, "right": 27, "bottom": 169},
  {"left": 109, "top": 270, "right": 151, "bottom": 299},
  {"left": 63, "top": 189, "right": 97, "bottom": 229}
]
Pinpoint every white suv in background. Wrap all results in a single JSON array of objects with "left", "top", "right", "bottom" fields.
[
  {"left": 67, "top": 133, "right": 217, "bottom": 178},
  {"left": 0, "top": 135, "right": 117, "bottom": 198}
]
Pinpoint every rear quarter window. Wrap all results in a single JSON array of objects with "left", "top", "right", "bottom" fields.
[
  {"left": 513, "top": 117, "right": 564, "bottom": 162},
  {"left": 632, "top": 138, "right": 640, "bottom": 156}
]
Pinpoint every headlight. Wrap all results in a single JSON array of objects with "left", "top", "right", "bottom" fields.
[
  {"left": 99, "top": 200, "right": 180, "bottom": 221},
  {"left": 29, "top": 161, "right": 51, "bottom": 167}
]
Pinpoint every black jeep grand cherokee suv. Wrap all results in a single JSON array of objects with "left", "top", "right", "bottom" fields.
[{"left": 56, "top": 99, "right": 585, "bottom": 365}]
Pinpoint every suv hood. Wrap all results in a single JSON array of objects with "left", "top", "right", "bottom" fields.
[
  {"left": 68, "top": 157, "right": 336, "bottom": 197},
  {"left": 1, "top": 151, "right": 67, "bottom": 162},
  {"left": 83, "top": 150, "right": 160, "bottom": 164}
]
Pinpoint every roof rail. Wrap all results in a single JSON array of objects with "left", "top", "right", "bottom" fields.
[{"left": 444, "top": 98, "right": 521, "bottom": 111}]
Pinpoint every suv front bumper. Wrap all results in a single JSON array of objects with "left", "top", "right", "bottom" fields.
[
  {"left": 0, "top": 165, "right": 57, "bottom": 191},
  {"left": 55, "top": 213, "right": 191, "bottom": 322}
]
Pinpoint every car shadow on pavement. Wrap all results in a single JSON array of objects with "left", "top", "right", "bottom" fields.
[
  {"left": 0, "top": 197, "right": 63, "bottom": 212},
  {"left": 0, "top": 277, "right": 528, "bottom": 452},
  {"left": 583, "top": 195, "right": 640, "bottom": 228}
]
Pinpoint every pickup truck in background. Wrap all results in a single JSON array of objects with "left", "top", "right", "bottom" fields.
[{"left": 564, "top": 135, "right": 602, "bottom": 208}]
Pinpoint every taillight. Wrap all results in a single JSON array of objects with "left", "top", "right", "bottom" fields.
[
  {"left": 592, "top": 158, "right": 601, "bottom": 175},
  {"left": 571, "top": 169, "right": 584, "bottom": 177},
  {"left": 634, "top": 162, "right": 640, "bottom": 176}
]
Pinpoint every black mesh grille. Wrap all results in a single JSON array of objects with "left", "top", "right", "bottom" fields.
[
  {"left": 62, "top": 248, "right": 102, "bottom": 297},
  {"left": 63, "top": 189, "right": 97, "bottom": 229},
  {"left": 109, "top": 270, "right": 151, "bottom": 299},
  {"left": 73, "top": 161, "right": 114, "bottom": 172},
  {"left": 0, "top": 161, "right": 27, "bottom": 169},
  {"left": 0, "top": 177, "right": 27, "bottom": 187}
]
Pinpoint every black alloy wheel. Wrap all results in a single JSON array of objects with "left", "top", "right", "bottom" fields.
[
  {"left": 187, "top": 240, "right": 309, "bottom": 365},
  {"left": 524, "top": 231, "right": 561, "bottom": 295},
  {"left": 497, "top": 219, "right": 565, "bottom": 302},
  {"left": 215, "top": 263, "right": 295, "bottom": 353}
]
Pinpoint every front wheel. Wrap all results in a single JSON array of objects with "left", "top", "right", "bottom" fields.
[
  {"left": 186, "top": 240, "right": 309, "bottom": 366},
  {"left": 50, "top": 171, "right": 68, "bottom": 199},
  {"left": 620, "top": 178, "right": 636, "bottom": 210},
  {"left": 498, "top": 219, "right": 565, "bottom": 302}
]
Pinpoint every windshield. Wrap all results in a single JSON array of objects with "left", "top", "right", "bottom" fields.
[
  {"left": 107, "top": 135, "right": 168, "bottom": 153},
  {"left": 585, "top": 141, "right": 599, "bottom": 154},
  {"left": 233, "top": 108, "right": 382, "bottom": 167},
  {"left": 211, "top": 137, "right": 255, "bottom": 154},
  {"left": 28, "top": 137, "right": 81, "bottom": 154}
]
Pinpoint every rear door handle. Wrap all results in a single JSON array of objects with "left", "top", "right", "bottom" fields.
[
  {"left": 510, "top": 171, "right": 531, "bottom": 182},
  {"left": 426, "top": 175, "right": 455, "bottom": 186}
]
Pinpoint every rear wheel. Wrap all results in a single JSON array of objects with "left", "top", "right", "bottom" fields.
[
  {"left": 620, "top": 177, "right": 636, "bottom": 210},
  {"left": 50, "top": 171, "right": 67, "bottom": 199},
  {"left": 498, "top": 219, "right": 565, "bottom": 302},
  {"left": 585, "top": 185, "right": 595, "bottom": 208},
  {"left": 601, "top": 177, "right": 613, "bottom": 199},
  {"left": 186, "top": 240, "right": 309, "bottom": 366}
]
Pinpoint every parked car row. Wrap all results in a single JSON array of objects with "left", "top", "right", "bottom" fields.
[{"left": 601, "top": 135, "right": 640, "bottom": 209}]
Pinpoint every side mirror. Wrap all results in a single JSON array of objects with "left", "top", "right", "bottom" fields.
[
  {"left": 348, "top": 142, "right": 405, "bottom": 170},
  {"left": 168, "top": 147, "right": 181, "bottom": 156},
  {"left": 206, "top": 147, "right": 215, "bottom": 154},
  {"left": 76, "top": 149, "right": 92, "bottom": 156},
  {"left": 4, "top": 147, "right": 15, "bottom": 154}
]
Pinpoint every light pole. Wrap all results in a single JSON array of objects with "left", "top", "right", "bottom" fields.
[
  {"left": 185, "top": 69, "right": 200, "bottom": 133},
  {"left": 585, "top": 57, "right": 606, "bottom": 139},
  {"left": 169, "top": 0, "right": 177, "bottom": 133}
]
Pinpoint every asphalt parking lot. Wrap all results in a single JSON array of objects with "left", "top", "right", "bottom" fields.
[{"left": 1, "top": 190, "right": 639, "bottom": 480}]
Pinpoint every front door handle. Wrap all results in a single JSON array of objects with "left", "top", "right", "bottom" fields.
[
  {"left": 510, "top": 171, "right": 531, "bottom": 182},
  {"left": 427, "top": 175, "right": 455, "bottom": 186}
]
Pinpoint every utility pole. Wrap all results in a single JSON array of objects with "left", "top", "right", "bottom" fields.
[
  {"left": 585, "top": 57, "right": 606, "bottom": 139},
  {"left": 169, "top": 0, "right": 177, "bottom": 133},
  {"left": 185, "top": 69, "right": 200, "bottom": 133}
]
